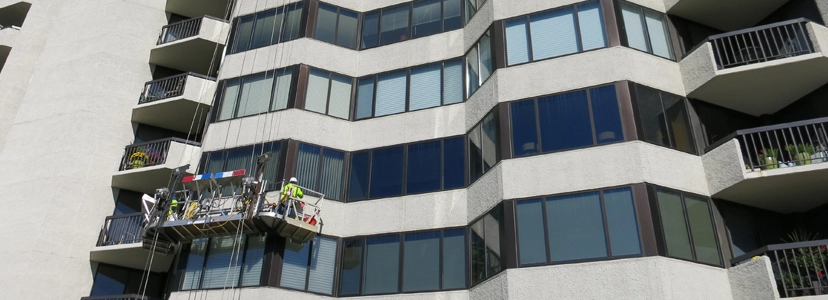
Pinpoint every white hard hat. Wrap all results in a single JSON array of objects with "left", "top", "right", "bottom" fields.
[{"left": 289, "top": 177, "right": 298, "bottom": 183}]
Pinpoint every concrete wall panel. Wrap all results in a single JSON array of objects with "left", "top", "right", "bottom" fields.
[{"left": 728, "top": 256, "right": 779, "bottom": 300}]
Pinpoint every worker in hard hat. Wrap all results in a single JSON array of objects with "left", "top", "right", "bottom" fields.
[
  {"left": 278, "top": 177, "right": 304, "bottom": 216},
  {"left": 167, "top": 195, "right": 179, "bottom": 221}
]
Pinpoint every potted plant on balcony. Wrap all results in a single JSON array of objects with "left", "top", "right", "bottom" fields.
[
  {"left": 786, "top": 143, "right": 814, "bottom": 166},
  {"left": 758, "top": 148, "right": 780, "bottom": 169},
  {"left": 129, "top": 149, "right": 149, "bottom": 169},
  {"left": 777, "top": 230, "right": 828, "bottom": 296}
]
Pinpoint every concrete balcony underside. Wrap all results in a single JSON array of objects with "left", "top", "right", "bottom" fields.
[
  {"left": 704, "top": 139, "right": 828, "bottom": 213},
  {"left": 665, "top": 0, "right": 789, "bottom": 31},
  {"left": 166, "top": 0, "right": 231, "bottom": 19},
  {"left": 90, "top": 243, "right": 174, "bottom": 273},
  {"left": 149, "top": 17, "right": 229, "bottom": 75},
  {"left": 681, "top": 22, "right": 828, "bottom": 116},
  {"left": 111, "top": 140, "right": 200, "bottom": 194},
  {"left": 132, "top": 75, "right": 216, "bottom": 133}
]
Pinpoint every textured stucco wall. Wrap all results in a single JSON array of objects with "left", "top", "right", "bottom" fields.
[
  {"left": 181, "top": 75, "right": 218, "bottom": 105},
  {"left": 0, "top": 0, "right": 168, "bottom": 299},
  {"left": 728, "top": 256, "right": 779, "bottom": 300},
  {"left": 808, "top": 22, "right": 828, "bottom": 54},
  {"left": 502, "top": 141, "right": 710, "bottom": 199},
  {"left": 701, "top": 139, "right": 746, "bottom": 195},
  {"left": 679, "top": 42, "right": 717, "bottom": 95},
  {"left": 820, "top": 0, "right": 828, "bottom": 25},
  {"left": 506, "top": 257, "right": 732, "bottom": 300}
]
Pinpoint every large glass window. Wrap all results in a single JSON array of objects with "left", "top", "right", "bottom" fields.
[
  {"left": 90, "top": 264, "right": 165, "bottom": 298},
  {"left": 634, "top": 84, "right": 696, "bottom": 154},
  {"left": 355, "top": 59, "right": 465, "bottom": 120},
  {"left": 443, "top": 0, "right": 463, "bottom": 31},
  {"left": 280, "top": 236, "right": 338, "bottom": 295},
  {"left": 304, "top": 68, "right": 352, "bottom": 119},
  {"left": 380, "top": 5, "right": 411, "bottom": 46},
  {"left": 514, "top": 187, "right": 642, "bottom": 267},
  {"left": 314, "top": 4, "right": 359, "bottom": 49},
  {"left": 412, "top": 0, "right": 442, "bottom": 38},
  {"left": 471, "top": 204, "right": 502, "bottom": 286},
  {"left": 344, "top": 136, "right": 466, "bottom": 202},
  {"left": 620, "top": 2, "right": 674, "bottom": 60},
  {"left": 468, "top": 108, "right": 499, "bottom": 183},
  {"left": 504, "top": 1, "right": 606, "bottom": 66},
  {"left": 201, "top": 141, "right": 283, "bottom": 191},
  {"left": 295, "top": 143, "right": 346, "bottom": 201},
  {"left": 654, "top": 187, "right": 722, "bottom": 265},
  {"left": 466, "top": 30, "right": 493, "bottom": 98},
  {"left": 231, "top": 3, "right": 304, "bottom": 54},
  {"left": 180, "top": 235, "right": 266, "bottom": 290},
  {"left": 339, "top": 228, "right": 466, "bottom": 295},
  {"left": 509, "top": 85, "right": 624, "bottom": 157},
  {"left": 215, "top": 67, "right": 295, "bottom": 122}
]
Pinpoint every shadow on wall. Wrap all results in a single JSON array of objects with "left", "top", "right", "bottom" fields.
[{"left": 0, "top": 2, "right": 31, "bottom": 28}]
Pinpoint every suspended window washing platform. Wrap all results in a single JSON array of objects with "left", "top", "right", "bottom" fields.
[{"left": 140, "top": 161, "right": 325, "bottom": 254}]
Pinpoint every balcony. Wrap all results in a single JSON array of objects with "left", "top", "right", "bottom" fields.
[
  {"left": 89, "top": 213, "right": 173, "bottom": 272},
  {"left": 132, "top": 73, "right": 215, "bottom": 133},
  {"left": 665, "top": 0, "right": 787, "bottom": 31},
  {"left": 165, "top": 0, "right": 231, "bottom": 20},
  {"left": 681, "top": 19, "right": 828, "bottom": 116},
  {"left": 702, "top": 117, "right": 828, "bottom": 213},
  {"left": 733, "top": 240, "right": 828, "bottom": 298},
  {"left": 148, "top": 16, "right": 229, "bottom": 75},
  {"left": 111, "top": 138, "right": 200, "bottom": 194}
]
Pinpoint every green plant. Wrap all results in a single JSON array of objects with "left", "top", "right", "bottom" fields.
[
  {"left": 758, "top": 148, "right": 780, "bottom": 169},
  {"left": 782, "top": 229, "right": 821, "bottom": 243},
  {"left": 762, "top": 148, "right": 780, "bottom": 158},
  {"left": 799, "top": 143, "right": 815, "bottom": 155}
]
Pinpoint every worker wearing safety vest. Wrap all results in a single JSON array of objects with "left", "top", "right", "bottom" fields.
[
  {"left": 281, "top": 177, "right": 304, "bottom": 201},
  {"left": 168, "top": 196, "right": 178, "bottom": 220},
  {"left": 279, "top": 177, "right": 304, "bottom": 215}
]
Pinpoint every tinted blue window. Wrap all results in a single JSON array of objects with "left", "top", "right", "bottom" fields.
[
  {"left": 516, "top": 199, "right": 546, "bottom": 265},
  {"left": 363, "top": 235, "right": 401, "bottom": 294},
  {"left": 361, "top": 12, "right": 379, "bottom": 48},
  {"left": 443, "top": 0, "right": 462, "bottom": 31},
  {"left": 412, "top": 0, "right": 442, "bottom": 38},
  {"left": 369, "top": 146, "right": 404, "bottom": 198},
  {"left": 546, "top": 192, "right": 608, "bottom": 261},
  {"left": 339, "top": 239, "right": 363, "bottom": 295},
  {"left": 538, "top": 90, "right": 593, "bottom": 152},
  {"left": 406, "top": 140, "right": 441, "bottom": 194},
  {"left": 402, "top": 231, "right": 440, "bottom": 292},
  {"left": 510, "top": 100, "right": 538, "bottom": 157},
  {"left": 590, "top": 85, "right": 624, "bottom": 144},
  {"left": 90, "top": 265, "right": 127, "bottom": 296},
  {"left": 603, "top": 188, "right": 642, "bottom": 256},
  {"left": 380, "top": 5, "right": 410, "bottom": 46},
  {"left": 443, "top": 137, "right": 465, "bottom": 189},
  {"left": 442, "top": 228, "right": 467, "bottom": 289},
  {"left": 347, "top": 152, "right": 370, "bottom": 201}
]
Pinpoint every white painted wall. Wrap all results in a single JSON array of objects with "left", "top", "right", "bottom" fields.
[
  {"left": 0, "top": 0, "right": 168, "bottom": 299},
  {"left": 728, "top": 256, "right": 779, "bottom": 300}
]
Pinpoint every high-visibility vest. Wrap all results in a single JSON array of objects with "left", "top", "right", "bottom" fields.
[
  {"left": 168, "top": 198, "right": 178, "bottom": 215},
  {"left": 281, "top": 183, "right": 304, "bottom": 201}
]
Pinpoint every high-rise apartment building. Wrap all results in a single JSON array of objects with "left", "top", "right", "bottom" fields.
[{"left": 2, "top": 0, "right": 828, "bottom": 299}]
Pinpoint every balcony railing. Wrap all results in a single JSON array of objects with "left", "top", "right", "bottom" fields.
[
  {"left": 706, "top": 117, "right": 828, "bottom": 171},
  {"left": 703, "top": 18, "right": 814, "bottom": 70},
  {"left": 138, "top": 72, "right": 215, "bottom": 104},
  {"left": 157, "top": 17, "right": 201, "bottom": 45},
  {"left": 81, "top": 294, "right": 162, "bottom": 300},
  {"left": 733, "top": 240, "right": 828, "bottom": 298},
  {"left": 96, "top": 213, "right": 145, "bottom": 246},
  {"left": 119, "top": 137, "right": 200, "bottom": 171}
]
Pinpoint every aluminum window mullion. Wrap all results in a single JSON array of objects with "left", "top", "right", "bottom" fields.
[
  {"left": 599, "top": 191, "right": 613, "bottom": 257},
  {"left": 657, "top": 91, "right": 675, "bottom": 149},
  {"left": 303, "top": 238, "right": 314, "bottom": 291},
  {"left": 405, "top": 69, "right": 412, "bottom": 112},
  {"left": 333, "top": 8, "right": 341, "bottom": 45},
  {"left": 585, "top": 87, "right": 598, "bottom": 145},
  {"left": 525, "top": 16, "right": 534, "bottom": 62},
  {"left": 637, "top": 6, "right": 653, "bottom": 54},
  {"left": 572, "top": 4, "right": 584, "bottom": 52},
  {"left": 438, "top": 230, "right": 445, "bottom": 290},
  {"left": 534, "top": 98, "right": 544, "bottom": 153},
  {"left": 540, "top": 197, "right": 552, "bottom": 263},
  {"left": 679, "top": 193, "right": 698, "bottom": 262},
  {"left": 398, "top": 233, "right": 405, "bottom": 293},
  {"left": 197, "top": 238, "right": 212, "bottom": 289}
]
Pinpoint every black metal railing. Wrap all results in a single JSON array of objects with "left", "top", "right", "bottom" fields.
[
  {"left": 704, "top": 18, "right": 814, "bottom": 69},
  {"left": 81, "top": 294, "right": 162, "bottom": 300},
  {"left": 733, "top": 240, "right": 828, "bottom": 298},
  {"left": 137, "top": 72, "right": 216, "bottom": 104},
  {"left": 96, "top": 213, "right": 145, "bottom": 246},
  {"left": 705, "top": 117, "right": 828, "bottom": 171},
  {"left": 157, "top": 17, "right": 203, "bottom": 45},
  {"left": 119, "top": 137, "right": 200, "bottom": 171}
]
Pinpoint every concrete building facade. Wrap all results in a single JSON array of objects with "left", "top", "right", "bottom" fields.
[{"left": 1, "top": 0, "right": 828, "bottom": 299}]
